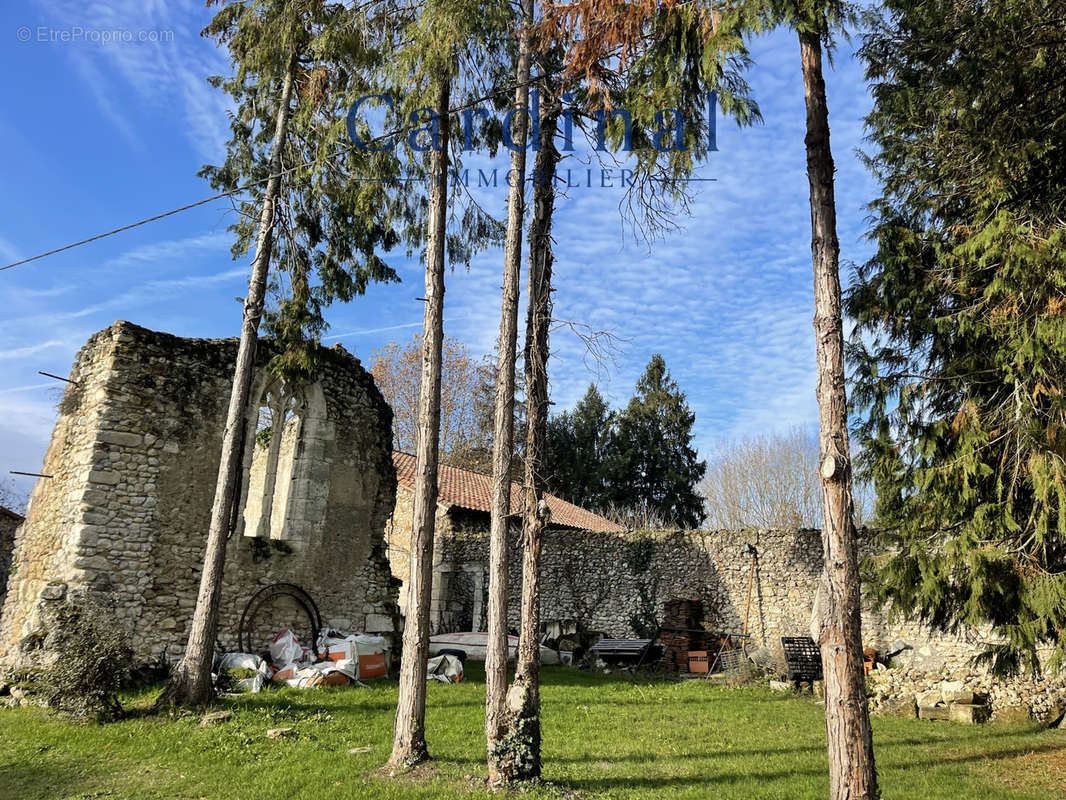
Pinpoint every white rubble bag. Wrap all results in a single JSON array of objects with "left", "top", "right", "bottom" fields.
[
  {"left": 426, "top": 653, "right": 463, "bottom": 683},
  {"left": 285, "top": 659, "right": 361, "bottom": 688},
  {"left": 317, "top": 630, "right": 390, "bottom": 679},
  {"left": 269, "top": 628, "right": 303, "bottom": 667},
  {"left": 215, "top": 652, "right": 271, "bottom": 693}
]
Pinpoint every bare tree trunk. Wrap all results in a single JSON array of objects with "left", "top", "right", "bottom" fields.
[
  {"left": 157, "top": 55, "right": 296, "bottom": 708},
  {"left": 387, "top": 77, "right": 451, "bottom": 772},
  {"left": 495, "top": 84, "right": 561, "bottom": 786},
  {"left": 799, "top": 30, "right": 879, "bottom": 800},
  {"left": 486, "top": 0, "right": 533, "bottom": 783}
]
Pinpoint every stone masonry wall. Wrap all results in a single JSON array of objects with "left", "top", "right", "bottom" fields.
[
  {"left": 437, "top": 527, "right": 992, "bottom": 668},
  {"left": 384, "top": 483, "right": 457, "bottom": 629},
  {"left": 0, "top": 321, "right": 400, "bottom": 668}
]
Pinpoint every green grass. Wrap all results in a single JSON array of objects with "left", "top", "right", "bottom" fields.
[{"left": 2, "top": 664, "right": 1063, "bottom": 799}]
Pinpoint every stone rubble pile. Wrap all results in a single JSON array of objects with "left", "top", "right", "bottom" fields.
[{"left": 867, "top": 663, "right": 1066, "bottom": 724}]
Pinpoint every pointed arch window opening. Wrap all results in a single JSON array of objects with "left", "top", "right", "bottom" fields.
[{"left": 243, "top": 379, "right": 304, "bottom": 541}]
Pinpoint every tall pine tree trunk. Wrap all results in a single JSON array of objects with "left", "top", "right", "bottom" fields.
[
  {"left": 486, "top": 0, "right": 532, "bottom": 783},
  {"left": 157, "top": 54, "right": 297, "bottom": 708},
  {"left": 798, "top": 30, "right": 878, "bottom": 800},
  {"left": 388, "top": 77, "right": 451, "bottom": 772},
  {"left": 495, "top": 84, "right": 561, "bottom": 786}
]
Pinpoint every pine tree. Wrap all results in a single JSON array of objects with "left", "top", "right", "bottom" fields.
[
  {"left": 849, "top": 0, "right": 1066, "bottom": 675},
  {"left": 546, "top": 5, "right": 878, "bottom": 796},
  {"left": 383, "top": 0, "right": 511, "bottom": 771},
  {"left": 545, "top": 384, "right": 614, "bottom": 509},
  {"left": 609, "top": 355, "right": 706, "bottom": 527}
]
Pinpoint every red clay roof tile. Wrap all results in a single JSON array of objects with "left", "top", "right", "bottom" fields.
[{"left": 392, "top": 451, "right": 625, "bottom": 532}]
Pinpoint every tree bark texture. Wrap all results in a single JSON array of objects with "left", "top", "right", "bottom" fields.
[
  {"left": 799, "top": 30, "right": 879, "bottom": 800},
  {"left": 494, "top": 85, "right": 561, "bottom": 785},
  {"left": 486, "top": 0, "right": 533, "bottom": 783},
  {"left": 388, "top": 77, "right": 451, "bottom": 772},
  {"left": 157, "top": 55, "right": 296, "bottom": 708}
]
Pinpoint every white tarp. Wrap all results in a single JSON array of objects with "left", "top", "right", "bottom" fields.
[{"left": 426, "top": 653, "right": 463, "bottom": 683}]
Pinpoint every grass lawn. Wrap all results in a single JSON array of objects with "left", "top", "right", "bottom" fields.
[{"left": 2, "top": 664, "right": 1063, "bottom": 799}]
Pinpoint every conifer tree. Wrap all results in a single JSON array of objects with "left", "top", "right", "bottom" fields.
[
  {"left": 545, "top": 384, "right": 614, "bottom": 509},
  {"left": 849, "top": 0, "right": 1066, "bottom": 674},
  {"left": 492, "top": 59, "right": 566, "bottom": 786},
  {"left": 609, "top": 356, "right": 707, "bottom": 527},
  {"left": 159, "top": 0, "right": 402, "bottom": 707},
  {"left": 486, "top": 0, "right": 534, "bottom": 782},
  {"left": 383, "top": 0, "right": 511, "bottom": 770},
  {"left": 546, "top": 3, "right": 877, "bottom": 796}
]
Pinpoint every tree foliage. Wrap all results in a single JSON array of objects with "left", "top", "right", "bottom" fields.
[
  {"left": 200, "top": 0, "right": 408, "bottom": 381},
  {"left": 702, "top": 426, "right": 821, "bottom": 529},
  {"left": 612, "top": 355, "right": 707, "bottom": 528},
  {"left": 848, "top": 0, "right": 1066, "bottom": 674},
  {"left": 546, "top": 357, "right": 706, "bottom": 527},
  {"left": 369, "top": 333, "right": 523, "bottom": 472},
  {"left": 545, "top": 385, "right": 614, "bottom": 510},
  {"left": 38, "top": 598, "right": 133, "bottom": 722}
]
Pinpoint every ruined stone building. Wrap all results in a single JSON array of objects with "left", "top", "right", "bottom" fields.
[
  {"left": 0, "top": 321, "right": 1034, "bottom": 694},
  {"left": 0, "top": 322, "right": 400, "bottom": 669},
  {"left": 386, "top": 452, "right": 624, "bottom": 632}
]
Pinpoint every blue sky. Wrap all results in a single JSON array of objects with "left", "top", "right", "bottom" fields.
[{"left": 0, "top": 1, "right": 877, "bottom": 503}]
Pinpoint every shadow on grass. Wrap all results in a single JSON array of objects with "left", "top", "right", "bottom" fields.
[
  {"left": 546, "top": 724, "right": 1058, "bottom": 765},
  {"left": 0, "top": 758, "right": 106, "bottom": 800},
  {"left": 547, "top": 736, "right": 1065, "bottom": 797}
]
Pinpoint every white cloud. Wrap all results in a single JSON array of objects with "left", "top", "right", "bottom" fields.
[
  {"left": 35, "top": 0, "right": 231, "bottom": 161},
  {"left": 0, "top": 340, "right": 70, "bottom": 361}
]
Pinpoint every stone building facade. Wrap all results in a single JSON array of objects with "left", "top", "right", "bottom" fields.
[{"left": 0, "top": 322, "right": 400, "bottom": 669}]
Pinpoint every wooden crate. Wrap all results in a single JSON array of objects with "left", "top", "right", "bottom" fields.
[{"left": 688, "top": 650, "right": 709, "bottom": 673}]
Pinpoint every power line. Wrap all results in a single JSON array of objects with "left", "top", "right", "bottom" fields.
[
  {"left": 1, "top": 76, "right": 540, "bottom": 273},
  {"left": 0, "top": 193, "right": 235, "bottom": 272}
]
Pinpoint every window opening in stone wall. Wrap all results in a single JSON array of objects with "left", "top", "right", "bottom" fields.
[{"left": 243, "top": 380, "right": 300, "bottom": 540}]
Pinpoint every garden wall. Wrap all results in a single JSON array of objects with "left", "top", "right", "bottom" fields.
[{"left": 437, "top": 527, "right": 986, "bottom": 668}]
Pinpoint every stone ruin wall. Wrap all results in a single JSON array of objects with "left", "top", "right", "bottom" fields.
[
  {"left": 0, "top": 321, "right": 400, "bottom": 669},
  {"left": 437, "top": 527, "right": 995, "bottom": 670}
]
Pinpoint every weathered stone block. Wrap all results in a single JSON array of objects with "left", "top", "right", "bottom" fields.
[
  {"left": 39, "top": 582, "right": 67, "bottom": 601},
  {"left": 940, "top": 680, "right": 973, "bottom": 704},
  {"left": 98, "top": 431, "right": 143, "bottom": 448},
  {"left": 877, "top": 695, "right": 917, "bottom": 719},
  {"left": 918, "top": 704, "right": 951, "bottom": 721},
  {"left": 948, "top": 703, "right": 989, "bottom": 724},
  {"left": 364, "top": 614, "right": 392, "bottom": 632},
  {"left": 87, "top": 469, "right": 120, "bottom": 486},
  {"left": 73, "top": 555, "right": 111, "bottom": 571},
  {"left": 916, "top": 688, "right": 942, "bottom": 707},
  {"left": 994, "top": 704, "right": 1031, "bottom": 724}
]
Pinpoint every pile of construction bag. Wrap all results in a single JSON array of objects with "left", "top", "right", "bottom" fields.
[{"left": 214, "top": 628, "right": 389, "bottom": 693}]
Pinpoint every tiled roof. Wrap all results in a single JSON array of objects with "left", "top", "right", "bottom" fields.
[{"left": 392, "top": 451, "right": 626, "bottom": 532}]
